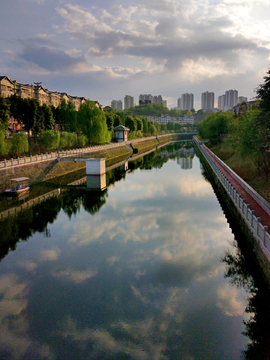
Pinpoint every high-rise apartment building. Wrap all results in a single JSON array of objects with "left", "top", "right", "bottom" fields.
[
  {"left": 218, "top": 95, "right": 225, "bottom": 110},
  {"left": 111, "top": 100, "right": 122, "bottom": 111},
  {"left": 124, "top": 95, "right": 134, "bottom": 109},
  {"left": 178, "top": 93, "right": 194, "bottom": 111},
  {"left": 224, "top": 89, "right": 238, "bottom": 110},
  {"left": 238, "top": 96, "right": 247, "bottom": 104},
  {"left": 139, "top": 94, "right": 153, "bottom": 103},
  {"left": 201, "top": 91, "right": 214, "bottom": 111},
  {"left": 218, "top": 90, "right": 239, "bottom": 110},
  {"left": 139, "top": 94, "right": 166, "bottom": 105}
]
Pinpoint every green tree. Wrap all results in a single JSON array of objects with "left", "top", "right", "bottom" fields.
[
  {"left": 42, "top": 104, "right": 55, "bottom": 130},
  {"left": 256, "top": 67, "right": 270, "bottom": 113},
  {"left": 58, "top": 99, "right": 68, "bottom": 131},
  {"left": 0, "top": 130, "right": 9, "bottom": 155},
  {"left": 135, "top": 116, "right": 143, "bottom": 131},
  {"left": 125, "top": 115, "right": 137, "bottom": 132},
  {"left": 167, "top": 121, "right": 175, "bottom": 131},
  {"left": 78, "top": 100, "right": 111, "bottom": 144},
  {"left": 149, "top": 123, "right": 158, "bottom": 135},
  {"left": 40, "top": 130, "right": 60, "bottom": 151},
  {"left": 198, "top": 111, "right": 234, "bottom": 142},
  {"left": 10, "top": 132, "right": 29, "bottom": 156},
  {"left": 0, "top": 96, "right": 10, "bottom": 132},
  {"left": 142, "top": 117, "right": 149, "bottom": 133},
  {"left": 105, "top": 112, "right": 115, "bottom": 132},
  {"left": 175, "top": 122, "right": 182, "bottom": 132}
]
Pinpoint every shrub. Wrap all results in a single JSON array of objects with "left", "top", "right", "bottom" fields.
[
  {"left": 40, "top": 130, "right": 60, "bottom": 151},
  {"left": 0, "top": 130, "right": 9, "bottom": 155},
  {"left": 10, "top": 132, "right": 29, "bottom": 156},
  {"left": 77, "top": 134, "right": 88, "bottom": 147}
]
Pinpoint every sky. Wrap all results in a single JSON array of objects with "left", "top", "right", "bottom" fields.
[{"left": 1, "top": 0, "right": 270, "bottom": 109}]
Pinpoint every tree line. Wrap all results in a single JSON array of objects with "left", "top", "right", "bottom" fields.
[
  {"left": 198, "top": 66, "right": 270, "bottom": 176},
  {"left": 0, "top": 94, "right": 194, "bottom": 157}
]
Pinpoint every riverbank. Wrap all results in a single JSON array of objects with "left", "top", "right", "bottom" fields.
[
  {"left": 206, "top": 138, "right": 270, "bottom": 204},
  {"left": 195, "top": 137, "right": 270, "bottom": 287},
  {"left": 0, "top": 134, "right": 186, "bottom": 191}
]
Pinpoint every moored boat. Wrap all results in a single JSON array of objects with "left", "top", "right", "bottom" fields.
[{"left": 3, "top": 177, "right": 30, "bottom": 196}]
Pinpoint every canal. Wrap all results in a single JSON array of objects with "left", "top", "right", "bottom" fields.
[{"left": 0, "top": 141, "right": 269, "bottom": 359}]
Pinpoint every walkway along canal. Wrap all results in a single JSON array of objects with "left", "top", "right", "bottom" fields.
[{"left": 195, "top": 136, "right": 270, "bottom": 286}]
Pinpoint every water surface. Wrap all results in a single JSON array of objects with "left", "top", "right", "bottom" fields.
[{"left": 0, "top": 142, "right": 268, "bottom": 359}]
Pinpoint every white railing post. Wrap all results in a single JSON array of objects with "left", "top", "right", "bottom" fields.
[
  {"left": 264, "top": 226, "right": 268, "bottom": 246},
  {"left": 257, "top": 217, "right": 261, "bottom": 236}
]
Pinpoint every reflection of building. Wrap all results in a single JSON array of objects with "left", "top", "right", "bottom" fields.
[{"left": 177, "top": 156, "right": 193, "bottom": 170}]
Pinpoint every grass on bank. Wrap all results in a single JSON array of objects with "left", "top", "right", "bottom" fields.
[{"left": 207, "top": 135, "right": 270, "bottom": 203}]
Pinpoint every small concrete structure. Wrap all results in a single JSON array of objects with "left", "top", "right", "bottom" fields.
[
  {"left": 86, "top": 174, "right": 106, "bottom": 191},
  {"left": 74, "top": 158, "right": 106, "bottom": 175},
  {"left": 113, "top": 125, "right": 130, "bottom": 142},
  {"left": 73, "top": 158, "right": 106, "bottom": 190}
]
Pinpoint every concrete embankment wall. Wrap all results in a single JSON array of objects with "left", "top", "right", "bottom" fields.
[
  {"left": 194, "top": 137, "right": 270, "bottom": 286},
  {"left": 0, "top": 133, "right": 192, "bottom": 191}
]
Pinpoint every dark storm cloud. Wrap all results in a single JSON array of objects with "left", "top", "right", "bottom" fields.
[{"left": 19, "top": 45, "right": 86, "bottom": 71}]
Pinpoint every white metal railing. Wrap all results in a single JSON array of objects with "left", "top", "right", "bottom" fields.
[{"left": 194, "top": 137, "right": 270, "bottom": 258}]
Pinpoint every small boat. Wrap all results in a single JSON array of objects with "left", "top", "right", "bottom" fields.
[{"left": 4, "top": 177, "right": 30, "bottom": 196}]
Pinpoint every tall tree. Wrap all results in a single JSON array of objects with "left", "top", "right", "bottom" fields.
[
  {"left": 0, "top": 95, "right": 10, "bottom": 131},
  {"left": 78, "top": 100, "right": 111, "bottom": 144}
]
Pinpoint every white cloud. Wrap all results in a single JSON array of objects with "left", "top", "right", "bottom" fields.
[
  {"left": 216, "top": 283, "right": 247, "bottom": 316},
  {"left": 40, "top": 248, "right": 59, "bottom": 261},
  {"left": 51, "top": 268, "right": 97, "bottom": 283}
]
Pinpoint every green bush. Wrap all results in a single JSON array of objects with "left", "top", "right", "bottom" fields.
[
  {"left": 0, "top": 130, "right": 9, "bottom": 155},
  {"left": 77, "top": 134, "right": 88, "bottom": 147},
  {"left": 60, "top": 132, "right": 69, "bottom": 149},
  {"left": 10, "top": 132, "right": 29, "bottom": 156},
  {"left": 136, "top": 130, "right": 143, "bottom": 138},
  {"left": 128, "top": 132, "right": 136, "bottom": 140},
  {"left": 40, "top": 130, "right": 60, "bottom": 151},
  {"left": 67, "top": 132, "right": 77, "bottom": 148}
]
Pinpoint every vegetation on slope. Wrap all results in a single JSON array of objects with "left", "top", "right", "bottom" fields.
[{"left": 198, "top": 66, "right": 270, "bottom": 202}]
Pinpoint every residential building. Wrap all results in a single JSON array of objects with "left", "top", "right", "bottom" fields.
[
  {"left": 147, "top": 114, "right": 194, "bottom": 125},
  {"left": 178, "top": 93, "right": 194, "bottom": 110},
  {"left": 111, "top": 100, "right": 122, "bottom": 111},
  {"left": 139, "top": 94, "right": 153, "bottom": 103},
  {"left": 238, "top": 96, "right": 248, "bottom": 104},
  {"left": 225, "top": 89, "right": 238, "bottom": 110},
  {"left": 218, "top": 95, "right": 226, "bottom": 110},
  {"left": 201, "top": 91, "right": 214, "bottom": 111},
  {"left": 0, "top": 75, "right": 89, "bottom": 110},
  {"left": 139, "top": 94, "right": 167, "bottom": 106},
  {"left": 124, "top": 95, "right": 134, "bottom": 109}
]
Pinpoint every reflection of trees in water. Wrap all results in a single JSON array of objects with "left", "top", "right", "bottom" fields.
[
  {"left": 0, "top": 142, "right": 194, "bottom": 262},
  {"left": 0, "top": 197, "right": 62, "bottom": 261},
  {"left": 133, "top": 141, "right": 195, "bottom": 170},
  {"left": 222, "top": 242, "right": 270, "bottom": 359}
]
